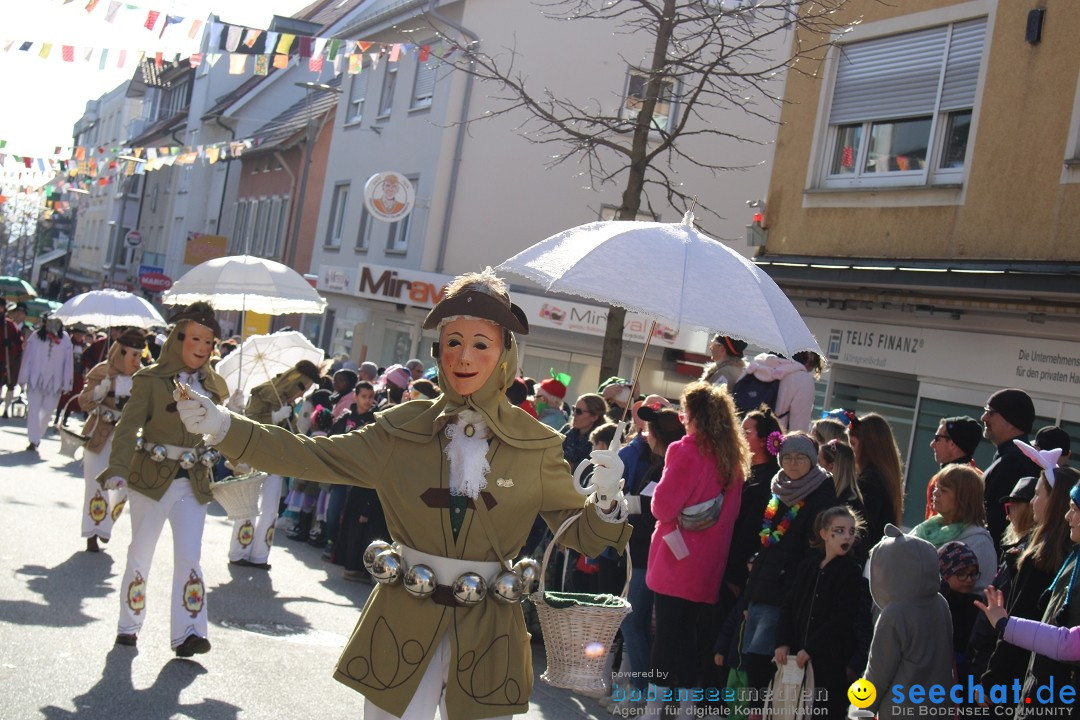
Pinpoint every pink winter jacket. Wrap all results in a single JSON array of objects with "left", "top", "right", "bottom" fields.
[{"left": 645, "top": 435, "right": 743, "bottom": 604}]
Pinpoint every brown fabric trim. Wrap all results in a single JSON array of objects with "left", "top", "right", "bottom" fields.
[
  {"left": 430, "top": 584, "right": 457, "bottom": 607},
  {"left": 419, "top": 487, "right": 496, "bottom": 510}
]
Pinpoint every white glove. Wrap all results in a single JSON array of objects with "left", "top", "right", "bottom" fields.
[
  {"left": 103, "top": 476, "right": 126, "bottom": 490},
  {"left": 588, "top": 448, "right": 626, "bottom": 505},
  {"left": 226, "top": 388, "right": 247, "bottom": 413},
  {"left": 91, "top": 378, "right": 110, "bottom": 402},
  {"left": 174, "top": 385, "right": 229, "bottom": 443},
  {"left": 271, "top": 405, "right": 292, "bottom": 424}
]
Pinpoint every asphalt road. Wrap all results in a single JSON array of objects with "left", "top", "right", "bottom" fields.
[{"left": 0, "top": 414, "right": 613, "bottom": 720}]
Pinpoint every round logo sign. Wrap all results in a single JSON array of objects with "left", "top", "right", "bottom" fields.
[
  {"left": 363, "top": 172, "right": 415, "bottom": 223},
  {"left": 124, "top": 230, "right": 143, "bottom": 248},
  {"left": 139, "top": 272, "right": 173, "bottom": 293}
]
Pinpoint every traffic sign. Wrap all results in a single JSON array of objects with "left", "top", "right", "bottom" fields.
[{"left": 124, "top": 230, "right": 143, "bottom": 248}]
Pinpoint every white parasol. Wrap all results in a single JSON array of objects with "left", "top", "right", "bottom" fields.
[
  {"left": 497, "top": 211, "right": 820, "bottom": 358},
  {"left": 161, "top": 255, "right": 327, "bottom": 315},
  {"left": 216, "top": 331, "right": 324, "bottom": 403},
  {"left": 52, "top": 288, "right": 166, "bottom": 329}
]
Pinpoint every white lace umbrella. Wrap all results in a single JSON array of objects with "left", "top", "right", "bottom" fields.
[
  {"left": 497, "top": 212, "right": 820, "bottom": 357},
  {"left": 216, "top": 331, "right": 324, "bottom": 404},
  {"left": 162, "top": 255, "right": 327, "bottom": 315},
  {"left": 53, "top": 289, "right": 166, "bottom": 329}
]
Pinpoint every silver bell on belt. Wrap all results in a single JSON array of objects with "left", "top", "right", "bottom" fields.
[
  {"left": 403, "top": 564, "right": 437, "bottom": 599},
  {"left": 490, "top": 570, "right": 523, "bottom": 604},
  {"left": 178, "top": 450, "right": 197, "bottom": 469},
  {"left": 149, "top": 444, "right": 167, "bottom": 462},
  {"left": 200, "top": 448, "right": 221, "bottom": 467},
  {"left": 363, "top": 540, "right": 392, "bottom": 574},
  {"left": 371, "top": 549, "right": 403, "bottom": 585},
  {"left": 134, "top": 436, "right": 145, "bottom": 452},
  {"left": 452, "top": 572, "right": 487, "bottom": 606},
  {"left": 513, "top": 558, "right": 541, "bottom": 593}
]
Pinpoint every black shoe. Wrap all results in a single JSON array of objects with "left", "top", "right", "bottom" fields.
[
  {"left": 307, "top": 521, "right": 327, "bottom": 548},
  {"left": 26, "top": 442, "right": 37, "bottom": 452},
  {"left": 115, "top": 633, "right": 138, "bottom": 647},
  {"left": 86, "top": 536, "right": 100, "bottom": 553},
  {"left": 174, "top": 634, "right": 211, "bottom": 658},
  {"left": 230, "top": 558, "right": 271, "bottom": 571}
]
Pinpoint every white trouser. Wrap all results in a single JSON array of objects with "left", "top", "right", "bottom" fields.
[
  {"left": 362, "top": 633, "right": 513, "bottom": 720},
  {"left": 82, "top": 434, "right": 128, "bottom": 540},
  {"left": 229, "top": 473, "right": 283, "bottom": 564},
  {"left": 26, "top": 387, "right": 59, "bottom": 445},
  {"left": 117, "top": 477, "right": 209, "bottom": 648}
]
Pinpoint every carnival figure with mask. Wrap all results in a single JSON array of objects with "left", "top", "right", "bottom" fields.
[
  {"left": 100, "top": 301, "right": 228, "bottom": 658},
  {"left": 78, "top": 328, "right": 148, "bottom": 552},
  {"left": 175, "top": 269, "right": 630, "bottom": 720}
]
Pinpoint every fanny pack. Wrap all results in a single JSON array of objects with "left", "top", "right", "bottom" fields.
[{"left": 678, "top": 493, "right": 724, "bottom": 531}]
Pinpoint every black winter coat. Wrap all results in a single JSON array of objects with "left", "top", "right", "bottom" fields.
[{"left": 745, "top": 479, "right": 838, "bottom": 607}]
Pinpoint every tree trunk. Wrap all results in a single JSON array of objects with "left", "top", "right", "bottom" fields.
[{"left": 598, "top": 0, "right": 676, "bottom": 382}]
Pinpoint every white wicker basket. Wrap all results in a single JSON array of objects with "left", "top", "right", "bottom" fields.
[
  {"left": 56, "top": 397, "right": 87, "bottom": 458},
  {"left": 210, "top": 472, "right": 267, "bottom": 520},
  {"left": 530, "top": 513, "right": 632, "bottom": 696}
]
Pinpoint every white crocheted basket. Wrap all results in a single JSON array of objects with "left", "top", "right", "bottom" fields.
[{"left": 210, "top": 472, "right": 266, "bottom": 520}]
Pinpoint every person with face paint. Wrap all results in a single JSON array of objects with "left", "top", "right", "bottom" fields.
[
  {"left": 175, "top": 269, "right": 630, "bottom": 720},
  {"left": 18, "top": 314, "right": 74, "bottom": 452},
  {"left": 99, "top": 301, "right": 228, "bottom": 658},
  {"left": 774, "top": 505, "right": 868, "bottom": 720},
  {"left": 229, "top": 359, "right": 321, "bottom": 570},
  {"left": 77, "top": 328, "right": 148, "bottom": 553}
]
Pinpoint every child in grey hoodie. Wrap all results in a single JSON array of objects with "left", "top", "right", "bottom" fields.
[{"left": 860, "top": 524, "right": 955, "bottom": 718}]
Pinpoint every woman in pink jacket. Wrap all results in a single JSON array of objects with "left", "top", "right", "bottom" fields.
[{"left": 645, "top": 380, "right": 749, "bottom": 711}]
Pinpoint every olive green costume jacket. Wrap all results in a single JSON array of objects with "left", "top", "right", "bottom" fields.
[
  {"left": 215, "top": 338, "right": 630, "bottom": 719},
  {"left": 98, "top": 323, "right": 227, "bottom": 504}
]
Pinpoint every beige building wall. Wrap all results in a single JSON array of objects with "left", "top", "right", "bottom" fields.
[{"left": 765, "top": 0, "right": 1080, "bottom": 261}]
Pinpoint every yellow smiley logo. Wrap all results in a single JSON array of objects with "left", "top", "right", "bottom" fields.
[{"left": 848, "top": 678, "right": 877, "bottom": 709}]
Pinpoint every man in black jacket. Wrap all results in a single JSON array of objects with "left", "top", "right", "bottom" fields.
[{"left": 980, "top": 389, "right": 1041, "bottom": 553}]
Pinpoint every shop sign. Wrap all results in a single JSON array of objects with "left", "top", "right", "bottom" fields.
[
  {"left": 138, "top": 267, "right": 173, "bottom": 292},
  {"left": 317, "top": 264, "right": 357, "bottom": 293},
  {"left": 809, "top": 316, "right": 1080, "bottom": 397},
  {"left": 363, "top": 172, "right": 415, "bottom": 223}
]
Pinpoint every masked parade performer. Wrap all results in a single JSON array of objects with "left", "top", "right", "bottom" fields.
[
  {"left": 78, "top": 328, "right": 148, "bottom": 553},
  {"left": 100, "top": 301, "right": 228, "bottom": 657},
  {"left": 176, "top": 269, "right": 631, "bottom": 720},
  {"left": 19, "top": 314, "right": 73, "bottom": 452},
  {"left": 228, "top": 359, "right": 321, "bottom": 570}
]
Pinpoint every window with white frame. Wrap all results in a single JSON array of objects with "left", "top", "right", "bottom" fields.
[
  {"left": 411, "top": 52, "right": 437, "bottom": 110},
  {"left": 266, "top": 196, "right": 289, "bottom": 259},
  {"left": 347, "top": 62, "right": 369, "bottom": 124},
  {"left": 355, "top": 206, "right": 373, "bottom": 252},
  {"left": 822, "top": 17, "right": 986, "bottom": 188},
  {"left": 386, "top": 176, "right": 417, "bottom": 253},
  {"left": 252, "top": 199, "right": 270, "bottom": 256},
  {"left": 325, "top": 183, "right": 349, "bottom": 248},
  {"left": 378, "top": 65, "right": 397, "bottom": 117},
  {"left": 622, "top": 69, "right": 676, "bottom": 132}
]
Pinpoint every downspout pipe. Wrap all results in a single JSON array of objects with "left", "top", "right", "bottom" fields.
[
  {"left": 212, "top": 116, "right": 236, "bottom": 236},
  {"left": 426, "top": 0, "right": 478, "bottom": 274}
]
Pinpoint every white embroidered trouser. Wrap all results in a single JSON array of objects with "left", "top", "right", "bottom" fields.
[
  {"left": 361, "top": 633, "right": 513, "bottom": 720},
  {"left": 26, "top": 388, "right": 59, "bottom": 445},
  {"left": 228, "top": 473, "right": 283, "bottom": 564},
  {"left": 81, "top": 434, "right": 128, "bottom": 540},
  {"left": 117, "top": 477, "right": 209, "bottom": 648}
]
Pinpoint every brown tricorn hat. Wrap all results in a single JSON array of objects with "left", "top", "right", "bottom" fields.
[
  {"left": 168, "top": 301, "right": 222, "bottom": 338},
  {"left": 422, "top": 287, "right": 529, "bottom": 334},
  {"left": 117, "top": 328, "right": 149, "bottom": 349}
]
